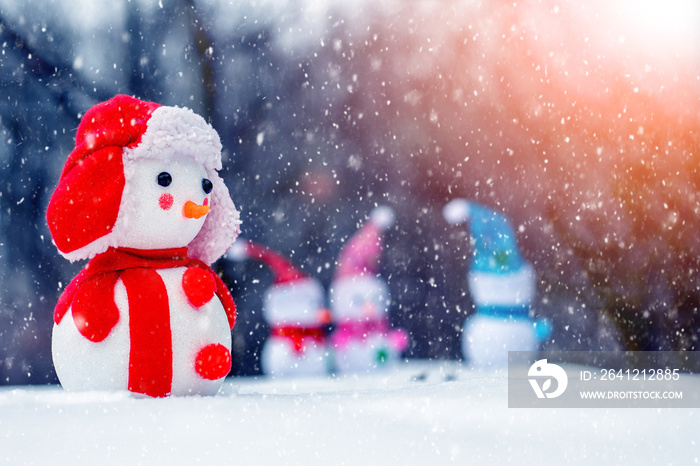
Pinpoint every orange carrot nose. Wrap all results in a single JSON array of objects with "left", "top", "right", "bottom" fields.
[{"left": 183, "top": 201, "right": 210, "bottom": 219}]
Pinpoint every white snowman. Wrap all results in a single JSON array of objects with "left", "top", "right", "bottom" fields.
[
  {"left": 227, "top": 239, "right": 331, "bottom": 377},
  {"left": 443, "top": 199, "right": 550, "bottom": 369},
  {"left": 47, "top": 95, "right": 241, "bottom": 397},
  {"left": 329, "top": 206, "right": 408, "bottom": 373}
]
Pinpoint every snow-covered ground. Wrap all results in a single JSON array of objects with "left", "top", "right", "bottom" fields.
[{"left": 1, "top": 360, "right": 698, "bottom": 465}]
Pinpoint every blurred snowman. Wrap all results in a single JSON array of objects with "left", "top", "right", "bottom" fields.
[
  {"left": 329, "top": 206, "right": 409, "bottom": 373},
  {"left": 443, "top": 199, "right": 551, "bottom": 369},
  {"left": 228, "top": 240, "right": 332, "bottom": 377}
]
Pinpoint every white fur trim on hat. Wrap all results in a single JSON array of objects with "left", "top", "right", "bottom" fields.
[
  {"left": 442, "top": 198, "right": 471, "bottom": 225},
  {"left": 60, "top": 225, "right": 121, "bottom": 262},
  {"left": 124, "top": 106, "right": 223, "bottom": 170},
  {"left": 225, "top": 238, "right": 249, "bottom": 261},
  {"left": 369, "top": 205, "right": 395, "bottom": 231}
]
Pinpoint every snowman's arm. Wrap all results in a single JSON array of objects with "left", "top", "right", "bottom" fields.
[
  {"left": 187, "top": 261, "right": 237, "bottom": 330},
  {"left": 214, "top": 275, "right": 236, "bottom": 330},
  {"left": 54, "top": 267, "right": 90, "bottom": 325},
  {"left": 70, "top": 272, "right": 121, "bottom": 342}
]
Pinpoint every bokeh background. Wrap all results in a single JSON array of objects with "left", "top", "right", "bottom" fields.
[{"left": 1, "top": 0, "right": 699, "bottom": 383}]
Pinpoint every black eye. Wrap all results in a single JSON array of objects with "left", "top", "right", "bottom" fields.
[
  {"left": 202, "top": 178, "right": 213, "bottom": 194},
  {"left": 157, "top": 172, "right": 172, "bottom": 187}
]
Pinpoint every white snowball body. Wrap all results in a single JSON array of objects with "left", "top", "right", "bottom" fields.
[
  {"left": 52, "top": 267, "right": 232, "bottom": 396},
  {"left": 462, "top": 315, "right": 538, "bottom": 369},
  {"left": 261, "top": 339, "right": 329, "bottom": 377}
]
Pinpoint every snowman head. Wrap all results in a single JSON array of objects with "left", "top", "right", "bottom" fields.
[
  {"left": 264, "top": 277, "right": 327, "bottom": 326},
  {"left": 47, "top": 95, "right": 240, "bottom": 264},
  {"left": 329, "top": 275, "right": 390, "bottom": 322}
]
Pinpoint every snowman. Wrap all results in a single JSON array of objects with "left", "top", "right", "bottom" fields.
[
  {"left": 47, "top": 95, "right": 241, "bottom": 397},
  {"left": 443, "top": 199, "right": 549, "bottom": 369},
  {"left": 329, "top": 206, "right": 408, "bottom": 373},
  {"left": 227, "top": 239, "right": 331, "bottom": 377}
]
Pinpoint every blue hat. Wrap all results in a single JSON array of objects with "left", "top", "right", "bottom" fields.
[{"left": 443, "top": 199, "right": 525, "bottom": 274}]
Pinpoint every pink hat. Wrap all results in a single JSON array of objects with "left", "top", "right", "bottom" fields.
[
  {"left": 334, "top": 206, "right": 395, "bottom": 280},
  {"left": 47, "top": 95, "right": 240, "bottom": 264},
  {"left": 228, "top": 239, "right": 307, "bottom": 285}
]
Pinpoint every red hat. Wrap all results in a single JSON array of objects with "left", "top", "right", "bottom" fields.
[
  {"left": 334, "top": 206, "right": 395, "bottom": 280},
  {"left": 47, "top": 95, "right": 240, "bottom": 264},
  {"left": 228, "top": 239, "right": 307, "bottom": 285}
]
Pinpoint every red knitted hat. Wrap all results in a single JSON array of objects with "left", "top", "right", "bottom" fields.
[
  {"left": 47, "top": 95, "right": 240, "bottom": 264},
  {"left": 228, "top": 239, "right": 307, "bottom": 285}
]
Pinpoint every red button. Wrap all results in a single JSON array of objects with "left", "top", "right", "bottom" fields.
[
  {"left": 195, "top": 344, "right": 232, "bottom": 380},
  {"left": 182, "top": 267, "right": 216, "bottom": 308}
]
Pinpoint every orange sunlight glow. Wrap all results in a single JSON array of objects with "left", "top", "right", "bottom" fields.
[{"left": 622, "top": 0, "right": 700, "bottom": 52}]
